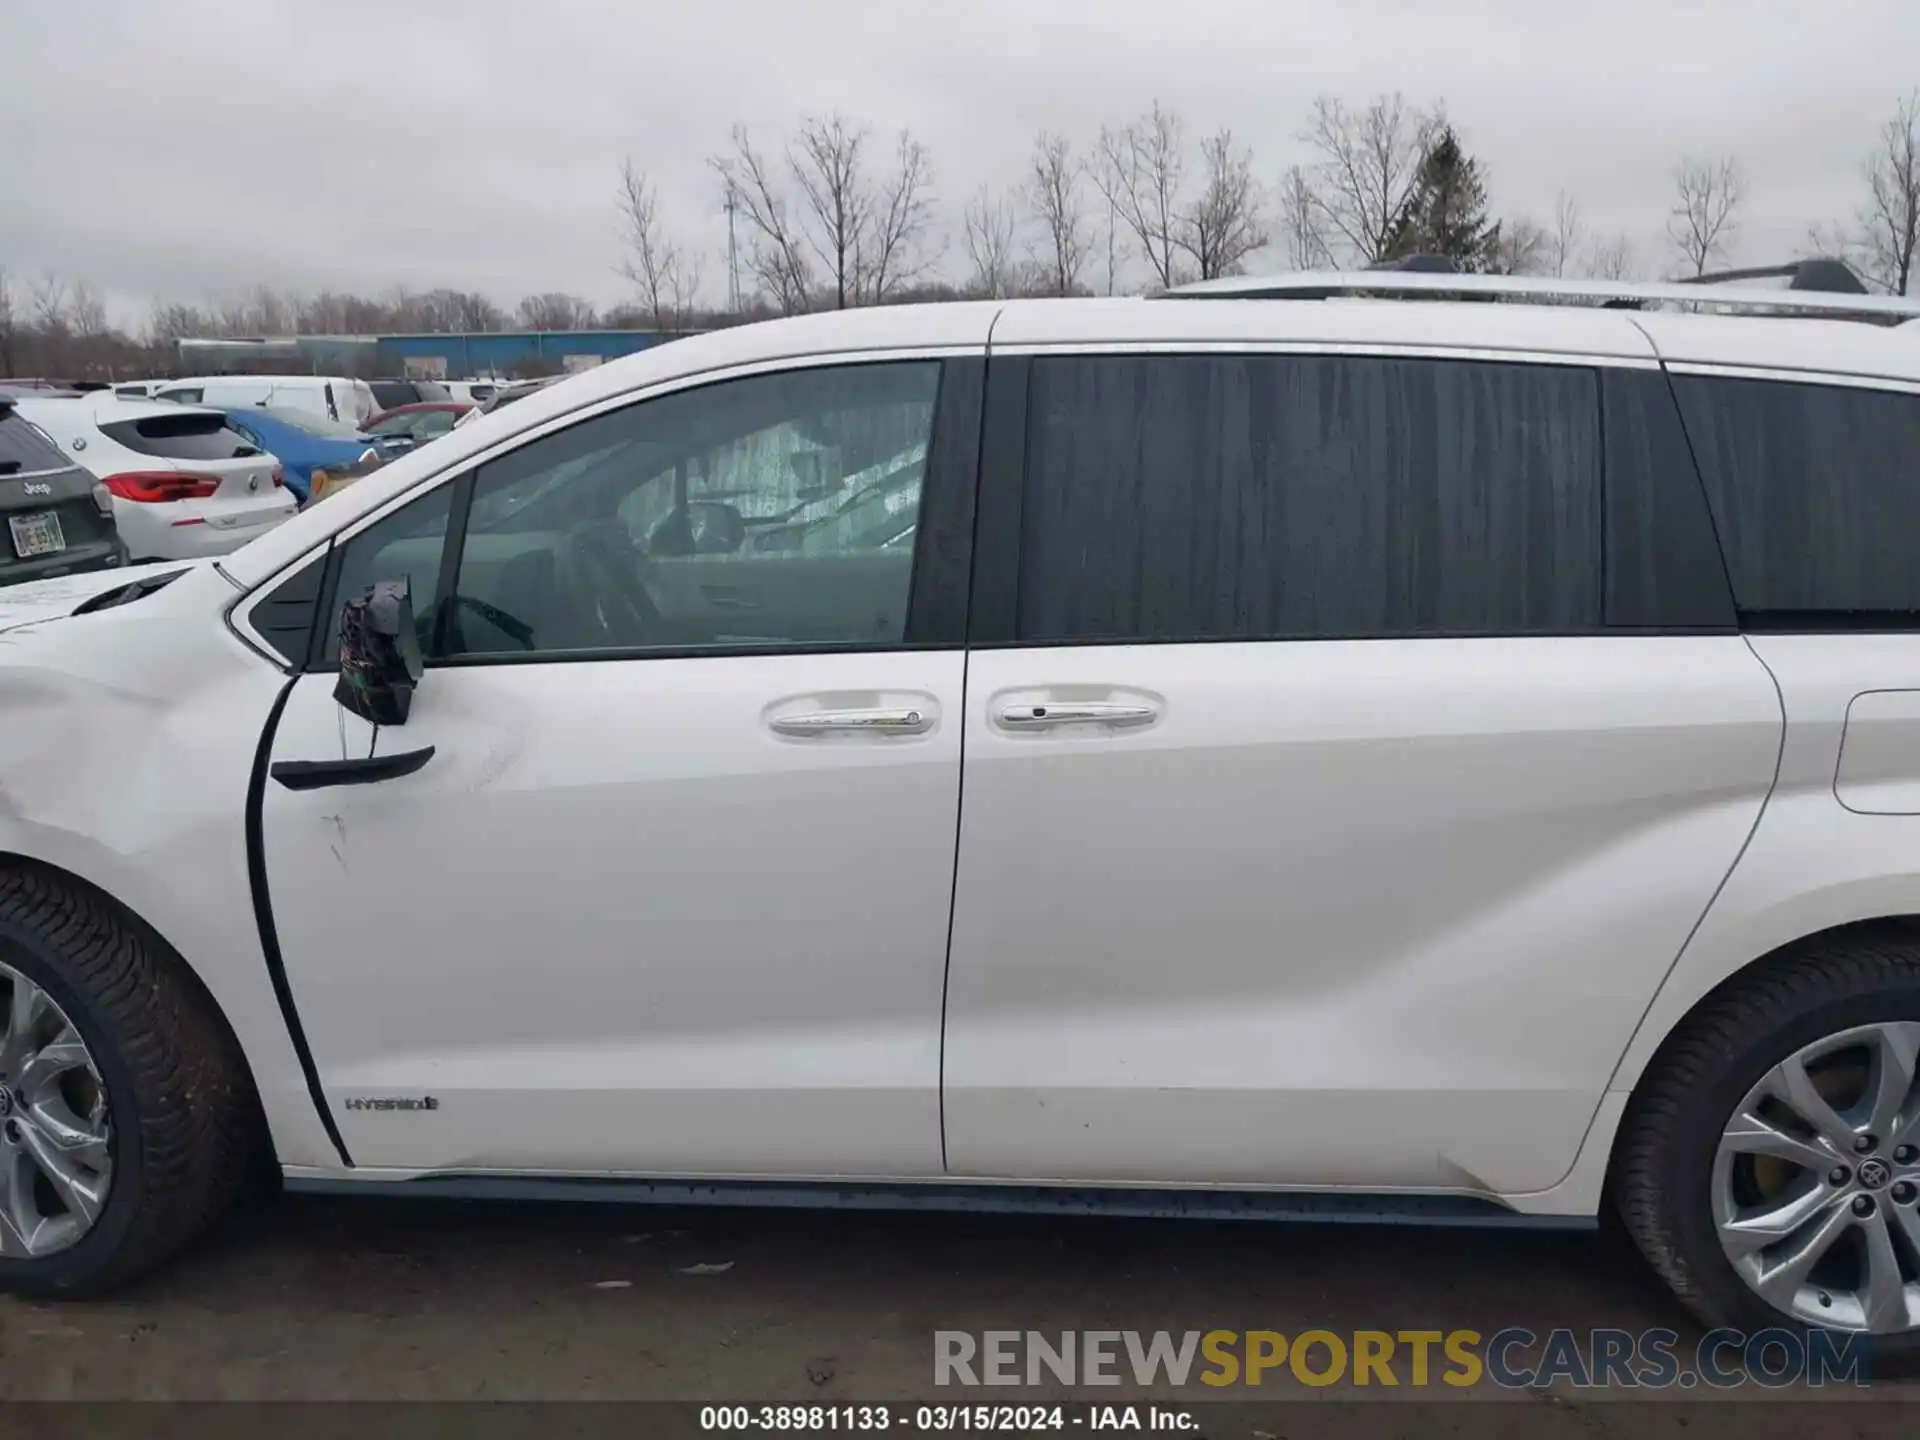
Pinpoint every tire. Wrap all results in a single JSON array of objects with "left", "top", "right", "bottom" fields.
[
  {"left": 0, "top": 865, "right": 254, "bottom": 1297},
  {"left": 1615, "top": 925, "right": 1920, "bottom": 1370}
]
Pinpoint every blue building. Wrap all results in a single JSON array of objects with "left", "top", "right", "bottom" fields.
[{"left": 374, "top": 330, "right": 676, "bottom": 378}]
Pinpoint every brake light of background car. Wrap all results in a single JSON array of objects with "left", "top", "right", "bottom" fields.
[{"left": 102, "top": 472, "right": 223, "bottom": 523}]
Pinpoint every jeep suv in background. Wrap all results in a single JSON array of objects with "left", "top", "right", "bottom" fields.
[{"left": 0, "top": 396, "right": 127, "bottom": 585}]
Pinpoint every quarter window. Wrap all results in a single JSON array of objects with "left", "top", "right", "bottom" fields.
[
  {"left": 1671, "top": 375, "right": 1920, "bottom": 619},
  {"left": 1016, "top": 354, "right": 1603, "bottom": 643}
]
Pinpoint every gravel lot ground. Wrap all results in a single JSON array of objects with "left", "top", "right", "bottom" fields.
[{"left": 2, "top": 1194, "right": 1917, "bottom": 1437}]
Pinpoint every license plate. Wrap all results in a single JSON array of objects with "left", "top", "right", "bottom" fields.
[{"left": 8, "top": 510, "right": 66, "bottom": 559}]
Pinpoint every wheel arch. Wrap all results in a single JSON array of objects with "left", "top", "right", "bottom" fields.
[
  {"left": 0, "top": 840, "right": 342, "bottom": 1173},
  {"left": 1600, "top": 913, "right": 1920, "bottom": 1204},
  {"left": 1509, "top": 911, "right": 1920, "bottom": 1218},
  {"left": 0, "top": 849, "right": 277, "bottom": 1171},
  {"left": 1627, "top": 915, "right": 1920, "bottom": 1096}
]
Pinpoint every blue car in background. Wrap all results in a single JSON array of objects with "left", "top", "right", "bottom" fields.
[{"left": 217, "top": 406, "right": 410, "bottom": 502}]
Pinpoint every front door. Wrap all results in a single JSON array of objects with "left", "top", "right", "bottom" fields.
[{"left": 260, "top": 356, "right": 982, "bottom": 1175}]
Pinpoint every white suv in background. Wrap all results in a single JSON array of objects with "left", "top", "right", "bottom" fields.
[
  {"left": 15, "top": 395, "right": 297, "bottom": 561},
  {"left": 152, "top": 375, "right": 377, "bottom": 427},
  {"left": 6, "top": 268, "right": 1920, "bottom": 1365}
]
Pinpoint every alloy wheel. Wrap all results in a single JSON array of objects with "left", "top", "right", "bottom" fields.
[
  {"left": 0, "top": 961, "right": 113, "bottom": 1258},
  {"left": 1714, "top": 1021, "right": 1920, "bottom": 1333}
]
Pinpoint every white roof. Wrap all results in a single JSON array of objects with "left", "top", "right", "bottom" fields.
[
  {"left": 990, "top": 295, "right": 1657, "bottom": 359},
  {"left": 1632, "top": 312, "right": 1920, "bottom": 384}
]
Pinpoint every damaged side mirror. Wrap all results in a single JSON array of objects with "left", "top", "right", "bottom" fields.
[{"left": 334, "top": 579, "right": 425, "bottom": 726}]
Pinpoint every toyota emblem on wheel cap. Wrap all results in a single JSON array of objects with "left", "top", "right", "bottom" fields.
[{"left": 1859, "top": 1157, "right": 1893, "bottom": 1189}]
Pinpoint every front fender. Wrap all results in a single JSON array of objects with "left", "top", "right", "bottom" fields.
[{"left": 0, "top": 570, "right": 341, "bottom": 1170}]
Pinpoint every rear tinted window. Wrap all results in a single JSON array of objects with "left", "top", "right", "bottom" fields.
[
  {"left": 100, "top": 412, "right": 258, "bottom": 461},
  {"left": 0, "top": 411, "right": 74, "bottom": 475},
  {"left": 1672, "top": 375, "right": 1920, "bottom": 619},
  {"left": 1017, "top": 354, "right": 1602, "bottom": 643}
]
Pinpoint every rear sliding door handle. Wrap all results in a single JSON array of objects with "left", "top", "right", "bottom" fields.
[
  {"left": 769, "top": 707, "right": 932, "bottom": 737},
  {"left": 997, "top": 702, "right": 1158, "bottom": 729}
]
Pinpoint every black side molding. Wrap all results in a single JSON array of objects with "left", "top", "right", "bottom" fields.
[
  {"left": 271, "top": 746, "right": 436, "bottom": 791},
  {"left": 246, "top": 678, "right": 352, "bottom": 1167}
]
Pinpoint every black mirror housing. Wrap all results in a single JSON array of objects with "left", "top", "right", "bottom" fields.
[{"left": 334, "top": 579, "right": 425, "bottom": 726}]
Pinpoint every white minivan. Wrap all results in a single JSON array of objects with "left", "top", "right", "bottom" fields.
[
  {"left": 10, "top": 265, "right": 1920, "bottom": 1368},
  {"left": 153, "top": 375, "right": 376, "bottom": 428}
]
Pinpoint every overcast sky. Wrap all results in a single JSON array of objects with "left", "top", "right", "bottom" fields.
[{"left": 5, "top": 0, "right": 1916, "bottom": 328}]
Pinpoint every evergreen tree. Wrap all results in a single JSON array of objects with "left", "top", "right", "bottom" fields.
[{"left": 1385, "top": 125, "right": 1502, "bottom": 272}]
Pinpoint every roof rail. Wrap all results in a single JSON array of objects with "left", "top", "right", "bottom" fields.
[
  {"left": 1161, "top": 269, "right": 1920, "bottom": 321},
  {"left": 1680, "top": 258, "right": 1868, "bottom": 295},
  {"left": 1365, "top": 254, "right": 1462, "bottom": 274}
]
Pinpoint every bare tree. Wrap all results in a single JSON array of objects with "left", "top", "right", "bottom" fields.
[
  {"left": 147, "top": 300, "right": 211, "bottom": 345},
  {"left": 617, "top": 160, "right": 705, "bottom": 330},
  {"left": 711, "top": 125, "right": 813, "bottom": 315},
  {"left": 30, "top": 274, "right": 68, "bottom": 334},
  {"left": 788, "top": 113, "right": 872, "bottom": 310},
  {"left": 1488, "top": 216, "right": 1549, "bottom": 275},
  {"left": 710, "top": 116, "right": 937, "bottom": 313},
  {"left": 1297, "top": 93, "right": 1441, "bottom": 265},
  {"left": 516, "top": 293, "right": 598, "bottom": 330},
  {"left": 1860, "top": 90, "right": 1920, "bottom": 294},
  {"left": 68, "top": 280, "right": 108, "bottom": 340},
  {"left": 1025, "top": 132, "right": 1092, "bottom": 296},
  {"left": 1584, "top": 231, "right": 1639, "bottom": 281},
  {"left": 1548, "top": 191, "right": 1583, "bottom": 278},
  {"left": 1278, "top": 165, "right": 1334, "bottom": 270},
  {"left": 0, "top": 270, "right": 17, "bottom": 374},
  {"left": 862, "top": 129, "right": 939, "bottom": 303},
  {"left": 1091, "top": 103, "right": 1189, "bottom": 289},
  {"left": 1667, "top": 155, "right": 1747, "bottom": 276},
  {"left": 1177, "top": 129, "right": 1268, "bottom": 280},
  {"left": 437, "top": 290, "right": 507, "bottom": 333},
  {"left": 962, "top": 187, "right": 1020, "bottom": 298}
]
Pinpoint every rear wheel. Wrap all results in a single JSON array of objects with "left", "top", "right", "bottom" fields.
[
  {"left": 1617, "top": 929, "right": 1920, "bottom": 1365},
  {"left": 0, "top": 867, "right": 254, "bottom": 1296}
]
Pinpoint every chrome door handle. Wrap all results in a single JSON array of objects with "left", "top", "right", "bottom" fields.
[
  {"left": 997, "top": 702, "right": 1158, "bottom": 729},
  {"left": 769, "top": 707, "right": 932, "bottom": 737}
]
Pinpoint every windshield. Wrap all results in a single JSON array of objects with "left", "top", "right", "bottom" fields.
[{"left": 261, "top": 407, "right": 366, "bottom": 440}]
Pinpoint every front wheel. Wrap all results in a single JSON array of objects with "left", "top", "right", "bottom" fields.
[
  {"left": 1616, "top": 929, "right": 1920, "bottom": 1366},
  {"left": 0, "top": 867, "right": 254, "bottom": 1296}
]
